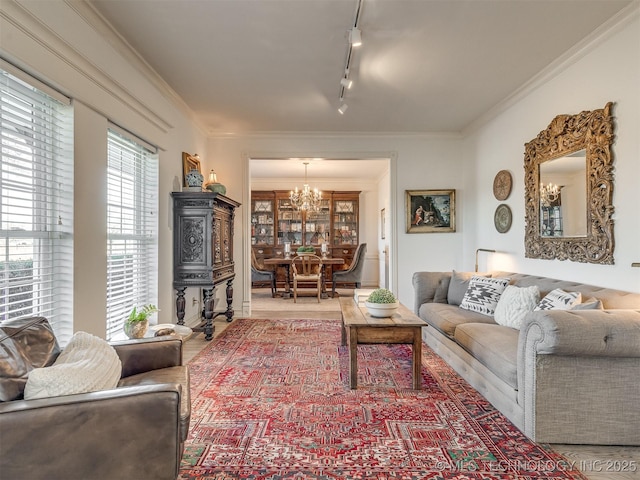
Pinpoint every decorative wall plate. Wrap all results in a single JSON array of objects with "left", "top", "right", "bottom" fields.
[
  {"left": 494, "top": 204, "right": 512, "bottom": 233},
  {"left": 493, "top": 170, "right": 512, "bottom": 201}
]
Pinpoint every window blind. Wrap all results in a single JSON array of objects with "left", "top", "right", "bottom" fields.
[
  {"left": 106, "top": 128, "right": 158, "bottom": 340},
  {"left": 0, "top": 67, "right": 74, "bottom": 345}
]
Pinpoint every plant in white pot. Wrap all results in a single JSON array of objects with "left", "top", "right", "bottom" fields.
[
  {"left": 365, "top": 288, "right": 399, "bottom": 317},
  {"left": 123, "top": 304, "right": 159, "bottom": 339}
]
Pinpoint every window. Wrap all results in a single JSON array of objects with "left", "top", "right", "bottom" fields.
[
  {"left": 106, "top": 128, "right": 158, "bottom": 340},
  {"left": 0, "top": 65, "right": 74, "bottom": 344}
]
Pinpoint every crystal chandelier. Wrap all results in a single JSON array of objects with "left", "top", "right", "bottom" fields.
[
  {"left": 540, "top": 182, "right": 560, "bottom": 207},
  {"left": 290, "top": 162, "right": 322, "bottom": 212}
]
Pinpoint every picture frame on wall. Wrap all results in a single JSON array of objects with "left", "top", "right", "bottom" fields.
[
  {"left": 405, "top": 189, "right": 456, "bottom": 233},
  {"left": 182, "top": 152, "right": 202, "bottom": 187}
]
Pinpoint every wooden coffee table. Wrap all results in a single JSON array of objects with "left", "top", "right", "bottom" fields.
[{"left": 339, "top": 297, "right": 427, "bottom": 389}]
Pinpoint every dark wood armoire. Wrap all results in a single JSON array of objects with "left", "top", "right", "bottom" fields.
[{"left": 171, "top": 191, "right": 240, "bottom": 340}]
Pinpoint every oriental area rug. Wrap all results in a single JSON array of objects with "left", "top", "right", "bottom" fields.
[{"left": 179, "top": 318, "right": 586, "bottom": 480}]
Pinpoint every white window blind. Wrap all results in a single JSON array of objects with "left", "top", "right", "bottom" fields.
[
  {"left": 106, "top": 128, "right": 158, "bottom": 340},
  {"left": 0, "top": 67, "right": 74, "bottom": 345}
]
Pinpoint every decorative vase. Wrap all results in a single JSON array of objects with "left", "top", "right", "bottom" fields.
[
  {"left": 364, "top": 301, "right": 399, "bottom": 318},
  {"left": 185, "top": 168, "right": 204, "bottom": 191},
  {"left": 123, "top": 320, "right": 149, "bottom": 339}
]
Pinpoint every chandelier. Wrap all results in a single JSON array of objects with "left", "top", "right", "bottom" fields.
[
  {"left": 540, "top": 182, "right": 560, "bottom": 207},
  {"left": 290, "top": 162, "right": 322, "bottom": 212}
]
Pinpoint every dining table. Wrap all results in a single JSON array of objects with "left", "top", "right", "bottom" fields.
[{"left": 263, "top": 255, "right": 345, "bottom": 299}]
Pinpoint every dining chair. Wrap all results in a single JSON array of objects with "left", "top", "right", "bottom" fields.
[
  {"left": 251, "top": 249, "right": 276, "bottom": 297},
  {"left": 291, "top": 254, "right": 323, "bottom": 303},
  {"left": 332, "top": 243, "right": 367, "bottom": 297}
]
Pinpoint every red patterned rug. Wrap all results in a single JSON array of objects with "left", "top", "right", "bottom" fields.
[{"left": 180, "top": 318, "right": 586, "bottom": 479}]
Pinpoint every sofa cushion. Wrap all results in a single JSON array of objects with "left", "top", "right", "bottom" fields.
[
  {"left": 460, "top": 276, "right": 510, "bottom": 316},
  {"left": 571, "top": 297, "right": 604, "bottom": 310},
  {"left": 118, "top": 365, "right": 191, "bottom": 441},
  {"left": 0, "top": 316, "right": 60, "bottom": 402},
  {"left": 454, "top": 323, "right": 519, "bottom": 389},
  {"left": 534, "top": 288, "right": 582, "bottom": 311},
  {"left": 494, "top": 285, "right": 540, "bottom": 329},
  {"left": 419, "top": 303, "right": 497, "bottom": 338},
  {"left": 24, "top": 331, "right": 121, "bottom": 400},
  {"left": 447, "top": 270, "right": 490, "bottom": 306}
]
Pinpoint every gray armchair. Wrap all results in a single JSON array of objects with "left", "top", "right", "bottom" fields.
[
  {"left": 332, "top": 243, "right": 367, "bottom": 297},
  {"left": 0, "top": 316, "right": 190, "bottom": 480}
]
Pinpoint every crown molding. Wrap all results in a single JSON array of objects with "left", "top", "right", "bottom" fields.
[
  {"left": 76, "top": 0, "right": 208, "bottom": 137},
  {"left": 208, "top": 131, "right": 462, "bottom": 140},
  {"left": 462, "top": 2, "right": 640, "bottom": 137},
  {"left": 1, "top": 0, "right": 179, "bottom": 134}
]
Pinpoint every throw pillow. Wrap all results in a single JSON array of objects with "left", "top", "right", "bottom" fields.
[
  {"left": 447, "top": 270, "right": 491, "bottom": 306},
  {"left": 460, "top": 276, "right": 510, "bottom": 317},
  {"left": 534, "top": 288, "right": 582, "bottom": 311},
  {"left": 0, "top": 317, "right": 60, "bottom": 401},
  {"left": 494, "top": 285, "right": 540, "bottom": 329},
  {"left": 571, "top": 297, "right": 604, "bottom": 310},
  {"left": 24, "top": 331, "right": 121, "bottom": 400}
]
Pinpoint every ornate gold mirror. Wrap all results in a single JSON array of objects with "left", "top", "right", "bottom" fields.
[{"left": 524, "top": 102, "right": 615, "bottom": 264}]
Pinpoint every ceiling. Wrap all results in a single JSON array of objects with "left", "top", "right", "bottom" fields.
[
  {"left": 87, "top": 0, "right": 632, "bottom": 181},
  {"left": 88, "top": 0, "right": 632, "bottom": 137}
]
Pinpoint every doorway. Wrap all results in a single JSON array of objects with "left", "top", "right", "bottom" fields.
[{"left": 244, "top": 155, "right": 396, "bottom": 315}]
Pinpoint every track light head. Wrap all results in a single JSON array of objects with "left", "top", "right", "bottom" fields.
[
  {"left": 349, "top": 27, "right": 362, "bottom": 47},
  {"left": 340, "top": 77, "right": 353, "bottom": 89},
  {"left": 338, "top": 103, "right": 348, "bottom": 115}
]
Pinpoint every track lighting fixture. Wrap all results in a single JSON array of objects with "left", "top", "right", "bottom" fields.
[
  {"left": 349, "top": 27, "right": 362, "bottom": 47},
  {"left": 338, "top": 0, "right": 363, "bottom": 114},
  {"left": 340, "top": 77, "right": 353, "bottom": 89}
]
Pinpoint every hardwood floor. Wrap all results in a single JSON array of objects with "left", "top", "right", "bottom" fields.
[{"left": 182, "top": 288, "right": 640, "bottom": 479}]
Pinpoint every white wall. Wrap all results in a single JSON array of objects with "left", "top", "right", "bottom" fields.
[
  {"left": 377, "top": 170, "right": 391, "bottom": 288},
  {"left": 1, "top": 0, "right": 208, "bottom": 333},
  {"left": 464, "top": 9, "right": 640, "bottom": 292},
  {"left": 206, "top": 134, "right": 465, "bottom": 310}
]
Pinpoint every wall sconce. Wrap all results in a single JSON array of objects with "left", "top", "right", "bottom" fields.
[{"left": 475, "top": 248, "right": 496, "bottom": 272}]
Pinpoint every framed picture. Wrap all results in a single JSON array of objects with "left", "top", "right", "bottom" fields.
[
  {"left": 182, "top": 152, "right": 201, "bottom": 187},
  {"left": 380, "top": 208, "right": 386, "bottom": 239},
  {"left": 406, "top": 189, "right": 455, "bottom": 233}
]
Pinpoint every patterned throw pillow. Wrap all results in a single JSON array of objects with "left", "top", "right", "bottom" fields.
[
  {"left": 447, "top": 270, "right": 491, "bottom": 306},
  {"left": 534, "top": 288, "right": 582, "bottom": 311},
  {"left": 460, "top": 276, "right": 510, "bottom": 317},
  {"left": 494, "top": 285, "right": 540, "bottom": 329}
]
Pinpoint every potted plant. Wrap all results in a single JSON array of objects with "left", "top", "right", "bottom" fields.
[
  {"left": 123, "top": 304, "right": 159, "bottom": 339},
  {"left": 365, "top": 288, "right": 399, "bottom": 318}
]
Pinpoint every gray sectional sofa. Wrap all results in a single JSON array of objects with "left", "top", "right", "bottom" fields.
[{"left": 413, "top": 270, "right": 640, "bottom": 445}]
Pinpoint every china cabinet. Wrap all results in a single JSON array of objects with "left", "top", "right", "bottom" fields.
[{"left": 250, "top": 190, "right": 360, "bottom": 287}]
